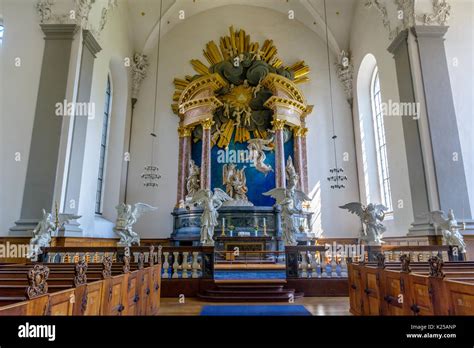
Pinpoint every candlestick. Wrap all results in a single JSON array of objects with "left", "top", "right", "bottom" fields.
[
  {"left": 221, "top": 218, "right": 226, "bottom": 236},
  {"left": 263, "top": 217, "right": 268, "bottom": 236}
]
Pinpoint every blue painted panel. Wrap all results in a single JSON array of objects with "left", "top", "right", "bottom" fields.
[{"left": 191, "top": 133, "right": 294, "bottom": 206}]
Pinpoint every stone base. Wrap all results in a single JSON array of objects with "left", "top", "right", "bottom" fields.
[
  {"left": 408, "top": 219, "right": 437, "bottom": 236},
  {"left": 9, "top": 219, "right": 39, "bottom": 236}
]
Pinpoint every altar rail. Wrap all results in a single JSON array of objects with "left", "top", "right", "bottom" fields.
[
  {"left": 285, "top": 246, "right": 349, "bottom": 279},
  {"left": 376, "top": 245, "right": 460, "bottom": 262},
  {"left": 38, "top": 244, "right": 459, "bottom": 282},
  {"left": 39, "top": 246, "right": 215, "bottom": 279}
]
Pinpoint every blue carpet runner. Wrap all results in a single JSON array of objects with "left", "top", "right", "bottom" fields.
[
  {"left": 200, "top": 305, "right": 311, "bottom": 316},
  {"left": 163, "top": 270, "right": 287, "bottom": 279},
  {"left": 214, "top": 270, "right": 286, "bottom": 280}
]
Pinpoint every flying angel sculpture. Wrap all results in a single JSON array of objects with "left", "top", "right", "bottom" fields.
[
  {"left": 247, "top": 137, "right": 273, "bottom": 175},
  {"left": 189, "top": 188, "right": 232, "bottom": 246},
  {"left": 114, "top": 203, "right": 157, "bottom": 246},
  {"left": 263, "top": 185, "right": 311, "bottom": 246},
  {"left": 28, "top": 209, "right": 81, "bottom": 259},
  {"left": 428, "top": 209, "right": 466, "bottom": 254},
  {"left": 339, "top": 202, "right": 388, "bottom": 245}
]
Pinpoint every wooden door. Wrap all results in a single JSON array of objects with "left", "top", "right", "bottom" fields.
[
  {"left": 47, "top": 289, "right": 75, "bottom": 316},
  {"left": 444, "top": 280, "right": 474, "bottom": 315},
  {"left": 139, "top": 269, "right": 150, "bottom": 316},
  {"left": 26, "top": 295, "right": 49, "bottom": 315},
  {"left": 408, "top": 274, "right": 434, "bottom": 315},
  {"left": 381, "top": 270, "right": 406, "bottom": 315},
  {"left": 348, "top": 264, "right": 363, "bottom": 315},
  {"left": 101, "top": 275, "right": 126, "bottom": 316},
  {"left": 361, "top": 266, "right": 382, "bottom": 315},
  {"left": 83, "top": 281, "right": 103, "bottom": 316},
  {"left": 123, "top": 271, "right": 139, "bottom": 316}
]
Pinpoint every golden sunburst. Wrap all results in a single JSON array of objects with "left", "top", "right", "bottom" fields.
[
  {"left": 221, "top": 85, "right": 253, "bottom": 109},
  {"left": 172, "top": 26, "right": 311, "bottom": 115}
]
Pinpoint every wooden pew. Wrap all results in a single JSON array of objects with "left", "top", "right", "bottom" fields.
[
  {"left": 348, "top": 254, "right": 474, "bottom": 316},
  {"left": 0, "top": 250, "right": 161, "bottom": 316}
]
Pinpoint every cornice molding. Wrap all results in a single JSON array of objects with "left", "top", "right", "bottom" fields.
[
  {"left": 82, "top": 29, "right": 102, "bottom": 56},
  {"left": 40, "top": 24, "right": 79, "bottom": 40}
]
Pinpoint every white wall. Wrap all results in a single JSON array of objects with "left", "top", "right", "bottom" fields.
[
  {"left": 77, "top": 2, "right": 134, "bottom": 237},
  {"left": 0, "top": 0, "right": 134, "bottom": 237},
  {"left": 349, "top": 1, "right": 414, "bottom": 237},
  {"left": 127, "top": 4, "right": 360, "bottom": 239},
  {"left": 0, "top": 0, "right": 45, "bottom": 235},
  {"left": 445, "top": 0, "right": 474, "bottom": 219}
]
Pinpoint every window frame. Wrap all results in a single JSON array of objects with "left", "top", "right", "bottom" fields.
[
  {"left": 95, "top": 75, "right": 112, "bottom": 215},
  {"left": 370, "top": 67, "right": 393, "bottom": 213},
  {"left": 0, "top": 19, "right": 4, "bottom": 45}
]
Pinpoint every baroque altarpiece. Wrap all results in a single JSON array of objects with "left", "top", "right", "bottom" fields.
[{"left": 170, "top": 27, "right": 314, "bottom": 252}]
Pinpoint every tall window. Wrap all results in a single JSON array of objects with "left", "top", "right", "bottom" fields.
[
  {"left": 0, "top": 22, "right": 4, "bottom": 45},
  {"left": 371, "top": 67, "right": 393, "bottom": 211},
  {"left": 95, "top": 76, "right": 111, "bottom": 214}
]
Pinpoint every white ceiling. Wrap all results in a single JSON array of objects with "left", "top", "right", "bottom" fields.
[{"left": 125, "top": 0, "right": 358, "bottom": 54}]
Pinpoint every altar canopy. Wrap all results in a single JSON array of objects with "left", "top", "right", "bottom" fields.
[{"left": 171, "top": 26, "right": 313, "bottom": 246}]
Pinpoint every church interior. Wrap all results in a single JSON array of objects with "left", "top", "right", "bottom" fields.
[{"left": 0, "top": 0, "right": 473, "bottom": 333}]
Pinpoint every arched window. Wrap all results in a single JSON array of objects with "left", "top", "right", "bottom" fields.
[
  {"left": 370, "top": 67, "right": 392, "bottom": 211},
  {"left": 95, "top": 76, "right": 112, "bottom": 214},
  {"left": 0, "top": 21, "right": 4, "bottom": 45}
]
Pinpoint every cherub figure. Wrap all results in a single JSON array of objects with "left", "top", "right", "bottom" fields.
[
  {"left": 428, "top": 209, "right": 466, "bottom": 254},
  {"left": 189, "top": 189, "right": 232, "bottom": 245},
  {"left": 264, "top": 160, "right": 311, "bottom": 246},
  {"left": 247, "top": 137, "right": 273, "bottom": 175},
  {"left": 339, "top": 202, "right": 388, "bottom": 245},
  {"left": 114, "top": 203, "right": 157, "bottom": 246},
  {"left": 28, "top": 209, "right": 80, "bottom": 259}
]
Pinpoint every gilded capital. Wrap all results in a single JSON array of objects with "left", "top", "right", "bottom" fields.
[
  {"left": 293, "top": 126, "right": 309, "bottom": 137},
  {"left": 201, "top": 118, "right": 215, "bottom": 130},
  {"left": 271, "top": 119, "right": 286, "bottom": 131},
  {"left": 178, "top": 126, "right": 193, "bottom": 138}
]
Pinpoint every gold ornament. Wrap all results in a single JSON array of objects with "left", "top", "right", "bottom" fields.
[
  {"left": 271, "top": 119, "right": 286, "bottom": 131},
  {"left": 201, "top": 118, "right": 215, "bottom": 130}
]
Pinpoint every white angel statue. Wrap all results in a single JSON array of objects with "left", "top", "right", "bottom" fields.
[
  {"left": 428, "top": 209, "right": 466, "bottom": 254},
  {"left": 28, "top": 209, "right": 81, "bottom": 259},
  {"left": 247, "top": 137, "right": 273, "bottom": 175},
  {"left": 339, "top": 202, "right": 388, "bottom": 245},
  {"left": 263, "top": 181, "right": 311, "bottom": 246},
  {"left": 114, "top": 203, "right": 157, "bottom": 246},
  {"left": 190, "top": 188, "right": 232, "bottom": 246}
]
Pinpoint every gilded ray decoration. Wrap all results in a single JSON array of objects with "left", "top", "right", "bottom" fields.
[{"left": 172, "top": 26, "right": 311, "bottom": 148}]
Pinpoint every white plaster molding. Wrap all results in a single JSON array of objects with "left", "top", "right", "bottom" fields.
[
  {"left": 131, "top": 53, "right": 149, "bottom": 100},
  {"left": 36, "top": 0, "right": 118, "bottom": 37},
  {"left": 36, "top": 0, "right": 75, "bottom": 25},
  {"left": 395, "top": 0, "right": 415, "bottom": 30},
  {"left": 75, "top": 0, "right": 95, "bottom": 28},
  {"left": 365, "top": 0, "right": 399, "bottom": 40},
  {"left": 335, "top": 50, "right": 354, "bottom": 105},
  {"left": 416, "top": 0, "right": 451, "bottom": 26},
  {"left": 96, "top": 0, "right": 118, "bottom": 36}
]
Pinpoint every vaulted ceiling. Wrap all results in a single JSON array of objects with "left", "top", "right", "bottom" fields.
[{"left": 125, "top": 0, "right": 358, "bottom": 55}]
